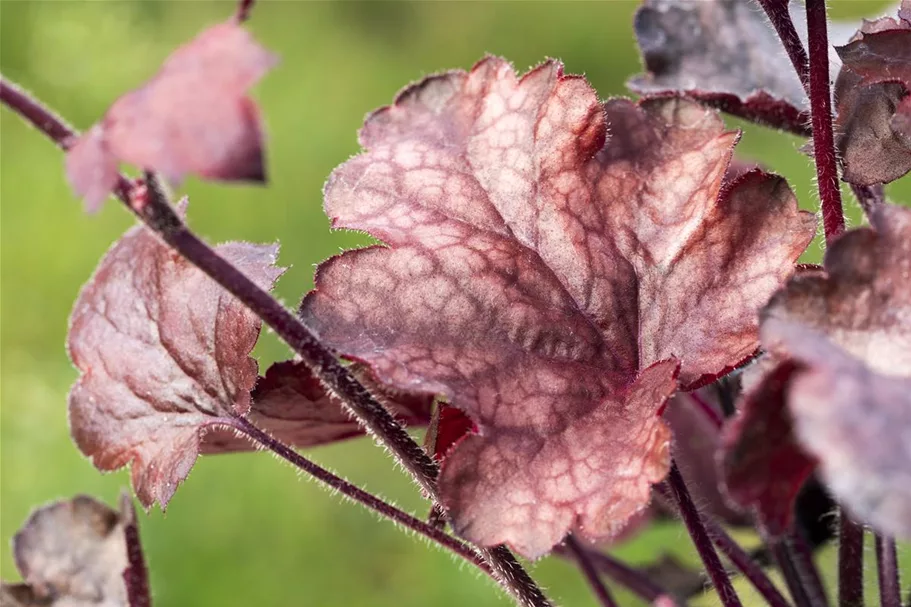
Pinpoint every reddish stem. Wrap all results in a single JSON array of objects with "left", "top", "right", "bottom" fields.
[
  {"left": 838, "top": 511, "right": 864, "bottom": 607},
  {"left": 122, "top": 495, "right": 152, "bottom": 607},
  {"left": 805, "top": 0, "right": 845, "bottom": 242},
  {"left": 0, "top": 73, "right": 552, "bottom": 607},
  {"left": 230, "top": 416, "right": 492, "bottom": 575},
  {"left": 663, "top": 465, "right": 743, "bottom": 607},
  {"left": 689, "top": 391, "right": 723, "bottom": 428},
  {"left": 235, "top": 0, "right": 255, "bottom": 22},
  {"left": 553, "top": 545, "right": 669, "bottom": 603},
  {"left": 755, "top": 0, "right": 810, "bottom": 89},
  {"left": 791, "top": 531, "right": 830, "bottom": 607},
  {"left": 564, "top": 536, "right": 619, "bottom": 607},
  {"left": 876, "top": 534, "right": 902, "bottom": 607}
]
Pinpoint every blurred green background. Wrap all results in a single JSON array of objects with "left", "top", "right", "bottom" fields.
[{"left": 1, "top": 1, "right": 908, "bottom": 606}]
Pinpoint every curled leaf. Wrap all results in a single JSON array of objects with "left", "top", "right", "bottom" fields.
[
  {"left": 301, "top": 57, "right": 814, "bottom": 556},
  {"left": 66, "top": 21, "right": 277, "bottom": 210},
  {"left": 67, "top": 220, "right": 284, "bottom": 508},
  {"left": 835, "top": 6, "right": 911, "bottom": 185},
  {"left": 762, "top": 203, "right": 911, "bottom": 538},
  {"left": 1, "top": 495, "right": 148, "bottom": 607},
  {"left": 201, "top": 360, "right": 434, "bottom": 453}
]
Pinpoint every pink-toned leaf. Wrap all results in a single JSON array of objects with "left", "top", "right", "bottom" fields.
[
  {"left": 424, "top": 403, "right": 476, "bottom": 463},
  {"left": 300, "top": 57, "right": 815, "bottom": 556},
  {"left": 1, "top": 495, "right": 146, "bottom": 607},
  {"left": 761, "top": 203, "right": 911, "bottom": 538},
  {"left": 718, "top": 360, "right": 817, "bottom": 536},
  {"left": 835, "top": 7, "right": 911, "bottom": 185},
  {"left": 65, "top": 21, "right": 277, "bottom": 210},
  {"left": 201, "top": 360, "right": 433, "bottom": 453},
  {"left": 67, "top": 221, "right": 284, "bottom": 508}
]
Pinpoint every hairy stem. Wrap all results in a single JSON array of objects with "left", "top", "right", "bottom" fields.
[
  {"left": 838, "top": 511, "right": 864, "bottom": 607},
  {"left": 663, "top": 465, "right": 743, "bottom": 607},
  {"left": 876, "top": 534, "right": 902, "bottom": 607},
  {"left": 792, "top": 531, "right": 830, "bottom": 607},
  {"left": 230, "top": 416, "right": 492, "bottom": 574},
  {"left": 0, "top": 73, "right": 553, "bottom": 607},
  {"left": 564, "top": 536, "right": 619, "bottom": 607},
  {"left": 553, "top": 545, "right": 669, "bottom": 603},
  {"left": 805, "top": 0, "right": 845, "bottom": 242},
  {"left": 701, "top": 517, "right": 792, "bottom": 607},
  {"left": 767, "top": 534, "right": 825, "bottom": 607},
  {"left": 755, "top": 0, "right": 810, "bottom": 88},
  {"left": 122, "top": 496, "right": 152, "bottom": 607}
]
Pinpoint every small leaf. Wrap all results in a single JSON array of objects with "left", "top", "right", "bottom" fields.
[
  {"left": 1, "top": 495, "right": 147, "bottom": 607},
  {"left": 301, "top": 57, "right": 814, "bottom": 556},
  {"left": 65, "top": 21, "right": 277, "bottom": 210},
  {"left": 719, "top": 360, "right": 817, "bottom": 536},
  {"left": 762, "top": 203, "right": 911, "bottom": 538},
  {"left": 67, "top": 220, "right": 284, "bottom": 508},
  {"left": 201, "top": 360, "right": 434, "bottom": 453},
  {"left": 835, "top": 6, "right": 911, "bottom": 185}
]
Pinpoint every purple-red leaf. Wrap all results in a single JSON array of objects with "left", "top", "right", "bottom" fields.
[
  {"left": 719, "top": 360, "right": 817, "bottom": 536},
  {"left": 835, "top": 5, "right": 911, "bottom": 185},
  {"left": 201, "top": 361, "right": 434, "bottom": 453},
  {"left": 66, "top": 21, "right": 277, "bottom": 211},
  {"left": 67, "top": 221, "right": 284, "bottom": 508},
  {"left": 300, "top": 57, "right": 815, "bottom": 556},
  {"left": 761, "top": 203, "right": 911, "bottom": 538},
  {"left": 629, "top": 0, "right": 810, "bottom": 133},
  {"left": 1, "top": 495, "right": 147, "bottom": 607}
]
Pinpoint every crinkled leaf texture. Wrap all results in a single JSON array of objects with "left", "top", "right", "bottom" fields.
[
  {"left": 762, "top": 203, "right": 911, "bottom": 538},
  {"left": 66, "top": 20, "right": 277, "bottom": 211},
  {"left": 630, "top": 0, "right": 887, "bottom": 135},
  {"left": 300, "top": 56, "right": 815, "bottom": 557},
  {"left": 718, "top": 360, "right": 817, "bottom": 536},
  {"left": 201, "top": 361, "right": 434, "bottom": 453},
  {"left": 67, "top": 222, "right": 284, "bottom": 508},
  {"left": 835, "top": 4, "right": 911, "bottom": 185},
  {"left": 0, "top": 495, "right": 143, "bottom": 607}
]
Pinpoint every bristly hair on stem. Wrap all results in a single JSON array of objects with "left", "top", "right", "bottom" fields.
[
  {"left": 838, "top": 511, "right": 865, "bottom": 607},
  {"left": 876, "top": 534, "right": 902, "bottom": 607},
  {"left": 663, "top": 464, "right": 743, "bottom": 607},
  {"left": 754, "top": 0, "right": 810, "bottom": 88},
  {"left": 805, "top": 0, "right": 845, "bottom": 242},
  {"left": 0, "top": 72, "right": 553, "bottom": 607},
  {"left": 564, "top": 535, "right": 619, "bottom": 607}
]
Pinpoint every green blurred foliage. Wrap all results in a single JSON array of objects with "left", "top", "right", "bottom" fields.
[{"left": 1, "top": 1, "right": 908, "bottom": 606}]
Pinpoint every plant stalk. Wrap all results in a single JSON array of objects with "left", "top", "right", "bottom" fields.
[
  {"left": 876, "top": 534, "right": 902, "bottom": 607},
  {"left": 0, "top": 73, "right": 553, "bottom": 607},
  {"left": 805, "top": 0, "right": 845, "bottom": 242},
  {"left": 554, "top": 545, "right": 670, "bottom": 603},
  {"left": 564, "top": 536, "right": 619, "bottom": 607},
  {"left": 755, "top": 0, "right": 810, "bottom": 88},
  {"left": 663, "top": 465, "right": 743, "bottom": 607},
  {"left": 838, "top": 511, "right": 864, "bottom": 607}
]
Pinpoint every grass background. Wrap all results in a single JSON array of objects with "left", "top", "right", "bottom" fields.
[{"left": 1, "top": 1, "right": 908, "bottom": 605}]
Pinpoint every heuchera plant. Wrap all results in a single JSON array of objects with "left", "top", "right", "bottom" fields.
[{"left": 1, "top": 0, "right": 909, "bottom": 605}]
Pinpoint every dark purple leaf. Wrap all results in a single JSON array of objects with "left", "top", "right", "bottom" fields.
[
  {"left": 719, "top": 360, "right": 817, "bottom": 536},
  {"left": 761, "top": 203, "right": 911, "bottom": 538},
  {"left": 67, "top": 220, "right": 284, "bottom": 508},
  {"left": 201, "top": 361, "right": 434, "bottom": 453},
  {"left": 300, "top": 57, "right": 815, "bottom": 556},
  {"left": 835, "top": 7, "right": 911, "bottom": 185},
  {"left": 66, "top": 21, "right": 277, "bottom": 210}
]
